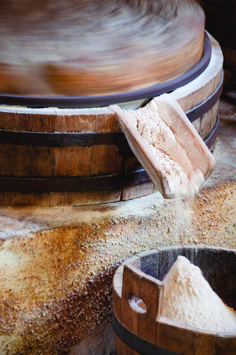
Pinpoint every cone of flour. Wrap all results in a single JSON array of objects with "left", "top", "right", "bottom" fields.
[
  {"left": 110, "top": 94, "right": 215, "bottom": 198},
  {"left": 160, "top": 256, "right": 236, "bottom": 332}
]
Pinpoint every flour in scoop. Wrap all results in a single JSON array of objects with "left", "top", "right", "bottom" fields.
[
  {"left": 134, "top": 109, "right": 204, "bottom": 198},
  {"left": 161, "top": 256, "right": 236, "bottom": 332}
]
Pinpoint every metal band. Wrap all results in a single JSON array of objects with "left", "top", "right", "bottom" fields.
[
  {"left": 205, "top": 113, "right": 220, "bottom": 148},
  {"left": 0, "top": 33, "right": 211, "bottom": 108},
  {"left": 0, "top": 169, "right": 150, "bottom": 193},
  {"left": 112, "top": 313, "right": 179, "bottom": 355},
  {"left": 0, "top": 130, "right": 133, "bottom": 157}
]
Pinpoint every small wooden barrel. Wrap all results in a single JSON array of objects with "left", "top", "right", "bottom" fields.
[
  {"left": 113, "top": 246, "right": 236, "bottom": 355},
  {"left": 0, "top": 34, "right": 223, "bottom": 207}
]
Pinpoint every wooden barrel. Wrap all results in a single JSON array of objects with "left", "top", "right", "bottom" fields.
[
  {"left": 0, "top": 34, "right": 223, "bottom": 207},
  {"left": 112, "top": 246, "right": 236, "bottom": 355}
]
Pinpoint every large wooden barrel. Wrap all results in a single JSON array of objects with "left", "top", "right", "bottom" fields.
[
  {"left": 113, "top": 246, "right": 236, "bottom": 355},
  {"left": 0, "top": 34, "right": 223, "bottom": 207}
]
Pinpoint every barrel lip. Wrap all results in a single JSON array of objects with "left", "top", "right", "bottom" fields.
[
  {"left": 116, "top": 244, "right": 236, "bottom": 269},
  {"left": 0, "top": 32, "right": 211, "bottom": 108}
]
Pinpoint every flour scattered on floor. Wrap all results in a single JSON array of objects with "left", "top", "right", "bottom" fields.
[{"left": 161, "top": 256, "right": 236, "bottom": 332}]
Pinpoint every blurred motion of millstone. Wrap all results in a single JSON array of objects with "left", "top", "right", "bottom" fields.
[{"left": 0, "top": 0, "right": 205, "bottom": 96}]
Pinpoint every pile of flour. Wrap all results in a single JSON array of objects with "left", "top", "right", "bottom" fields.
[
  {"left": 161, "top": 256, "right": 236, "bottom": 332},
  {"left": 134, "top": 109, "right": 204, "bottom": 198}
]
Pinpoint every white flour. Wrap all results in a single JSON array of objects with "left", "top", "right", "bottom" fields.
[
  {"left": 134, "top": 109, "right": 204, "bottom": 198},
  {"left": 161, "top": 256, "right": 236, "bottom": 333}
]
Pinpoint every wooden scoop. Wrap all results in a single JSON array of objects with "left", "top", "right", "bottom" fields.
[{"left": 110, "top": 94, "right": 215, "bottom": 198}]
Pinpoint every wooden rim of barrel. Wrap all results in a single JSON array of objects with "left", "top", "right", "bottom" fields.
[
  {"left": 0, "top": 34, "right": 223, "bottom": 206},
  {"left": 112, "top": 246, "right": 236, "bottom": 355}
]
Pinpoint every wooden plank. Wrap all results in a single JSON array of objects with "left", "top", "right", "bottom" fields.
[
  {"left": 194, "top": 331, "right": 217, "bottom": 355},
  {"left": 89, "top": 145, "right": 124, "bottom": 176},
  {"left": 138, "top": 249, "right": 160, "bottom": 279},
  {"left": 122, "top": 182, "right": 155, "bottom": 201},
  {"left": 115, "top": 336, "right": 135, "bottom": 355},
  {"left": 0, "top": 106, "right": 114, "bottom": 132},
  {"left": 0, "top": 190, "right": 119, "bottom": 207},
  {"left": 120, "top": 264, "right": 142, "bottom": 355},
  {"left": 124, "top": 156, "right": 142, "bottom": 174},
  {"left": 57, "top": 111, "right": 96, "bottom": 133},
  {"left": 0, "top": 109, "right": 16, "bottom": 130},
  {"left": 0, "top": 143, "right": 124, "bottom": 179},
  {"left": 156, "top": 317, "right": 196, "bottom": 355},
  {"left": 120, "top": 264, "right": 141, "bottom": 334},
  {"left": 215, "top": 334, "right": 236, "bottom": 354},
  {"left": 94, "top": 111, "right": 120, "bottom": 132},
  {"left": 192, "top": 117, "right": 201, "bottom": 134},
  {"left": 0, "top": 191, "right": 90, "bottom": 207},
  {"left": 0, "top": 145, "right": 93, "bottom": 178},
  {"left": 200, "top": 101, "right": 219, "bottom": 140},
  {"left": 137, "top": 273, "right": 162, "bottom": 346},
  {"left": 121, "top": 154, "right": 155, "bottom": 200},
  {"left": 86, "top": 188, "right": 122, "bottom": 206}
]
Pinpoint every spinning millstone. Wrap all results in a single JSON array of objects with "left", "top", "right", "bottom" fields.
[{"left": 0, "top": 0, "right": 205, "bottom": 96}]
